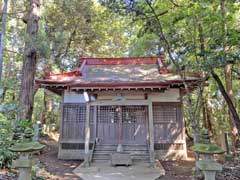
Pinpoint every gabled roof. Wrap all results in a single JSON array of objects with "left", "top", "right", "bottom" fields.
[{"left": 36, "top": 56, "right": 201, "bottom": 94}]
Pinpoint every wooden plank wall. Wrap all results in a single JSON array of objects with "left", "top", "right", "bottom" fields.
[
  {"left": 153, "top": 102, "right": 183, "bottom": 144},
  {"left": 61, "top": 103, "right": 95, "bottom": 142}
]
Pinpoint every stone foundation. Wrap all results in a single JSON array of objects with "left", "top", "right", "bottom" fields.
[{"left": 58, "top": 148, "right": 90, "bottom": 160}]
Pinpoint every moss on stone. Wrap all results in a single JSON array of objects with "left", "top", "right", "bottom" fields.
[
  {"left": 191, "top": 143, "right": 225, "bottom": 154},
  {"left": 9, "top": 141, "right": 45, "bottom": 152}
]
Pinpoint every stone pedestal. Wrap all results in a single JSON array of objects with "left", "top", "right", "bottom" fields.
[
  {"left": 196, "top": 160, "right": 222, "bottom": 180},
  {"left": 111, "top": 152, "right": 132, "bottom": 166},
  {"left": 9, "top": 128, "right": 45, "bottom": 180},
  {"left": 191, "top": 141, "right": 225, "bottom": 180},
  {"left": 12, "top": 154, "right": 36, "bottom": 180}
]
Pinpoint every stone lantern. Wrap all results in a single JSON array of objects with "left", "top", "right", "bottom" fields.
[
  {"left": 9, "top": 128, "right": 45, "bottom": 180},
  {"left": 192, "top": 130, "right": 224, "bottom": 180}
]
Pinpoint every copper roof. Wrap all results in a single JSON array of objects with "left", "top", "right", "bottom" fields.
[{"left": 36, "top": 57, "right": 201, "bottom": 92}]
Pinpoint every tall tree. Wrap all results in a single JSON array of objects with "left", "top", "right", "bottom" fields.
[
  {"left": 19, "top": 0, "right": 40, "bottom": 120},
  {"left": 0, "top": 0, "right": 8, "bottom": 81},
  {"left": 220, "top": 0, "right": 238, "bottom": 150},
  {"left": 102, "top": 0, "right": 240, "bottom": 134}
]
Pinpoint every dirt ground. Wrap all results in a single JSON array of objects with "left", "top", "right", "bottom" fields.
[
  {"left": 38, "top": 136, "right": 82, "bottom": 180},
  {"left": 158, "top": 160, "right": 194, "bottom": 180},
  {"left": 39, "top": 136, "right": 195, "bottom": 180},
  {"left": 0, "top": 135, "right": 195, "bottom": 180}
]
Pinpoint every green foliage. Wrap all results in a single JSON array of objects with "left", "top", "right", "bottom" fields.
[
  {"left": 100, "top": 0, "right": 240, "bottom": 146},
  {"left": 16, "top": 119, "right": 33, "bottom": 130},
  {"left": 0, "top": 106, "right": 34, "bottom": 168},
  {"left": 0, "top": 113, "right": 16, "bottom": 168},
  {"left": 129, "top": 33, "right": 160, "bottom": 56}
]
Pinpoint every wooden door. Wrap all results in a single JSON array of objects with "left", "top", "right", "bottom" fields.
[
  {"left": 97, "top": 105, "right": 148, "bottom": 145},
  {"left": 97, "top": 106, "right": 118, "bottom": 144},
  {"left": 122, "top": 106, "right": 148, "bottom": 145}
]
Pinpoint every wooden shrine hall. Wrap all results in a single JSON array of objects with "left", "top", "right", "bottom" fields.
[{"left": 36, "top": 55, "right": 201, "bottom": 166}]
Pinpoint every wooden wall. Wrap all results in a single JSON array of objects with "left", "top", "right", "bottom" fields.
[
  {"left": 59, "top": 88, "right": 187, "bottom": 160},
  {"left": 63, "top": 91, "right": 86, "bottom": 103},
  {"left": 61, "top": 103, "right": 95, "bottom": 142},
  {"left": 153, "top": 102, "right": 183, "bottom": 143},
  {"left": 148, "top": 88, "right": 180, "bottom": 102}
]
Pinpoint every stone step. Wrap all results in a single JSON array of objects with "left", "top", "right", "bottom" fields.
[
  {"left": 93, "top": 152, "right": 149, "bottom": 161},
  {"left": 95, "top": 145, "right": 148, "bottom": 151},
  {"left": 94, "top": 148, "right": 148, "bottom": 152},
  {"left": 94, "top": 151, "right": 148, "bottom": 156},
  {"left": 93, "top": 156, "right": 149, "bottom": 162},
  {"left": 93, "top": 144, "right": 149, "bottom": 162}
]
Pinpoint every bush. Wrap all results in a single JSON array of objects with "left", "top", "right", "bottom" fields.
[
  {"left": 0, "top": 104, "right": 34, "bottom": 169},
  {"left": 0, "top": 113, "right": 16, "bottom": 168}
]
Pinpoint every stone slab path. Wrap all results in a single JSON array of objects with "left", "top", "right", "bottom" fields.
[{"left": 73, "top": 161, "right": 165, "bottom": 180}]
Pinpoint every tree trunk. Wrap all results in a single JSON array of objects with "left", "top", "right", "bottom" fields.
[
  {"left": 220, "top": 0, "right": 238, "bottom": 151},
  {"left": 225, "top": 65, "right": 238, "bottom": 150},
  {"left": 41, "top": 89, "right": 47, "bottom": 124},
  {"left": 211, "top": 70, "right": 240, "bottom": 134},
  {"left": 202, "top": 98, "right": 207, "bottom": 128},
  {"left": 48, "top": 98, "right": 53, "bottom": 112},
  {"left": 19, "top": 0, "right": 40, "bottom": 120},
  {"left": 0, "top": 0, "right": 8, "bottom": 81},
  {"left": 185, "top": 127, "right": 193, "bottom": 141},
  {"left": 204, "top": 96, "right": 213, "bottom": 134},
  {"left": 208, "top": 101, "right": 226, "bottom": 149}
]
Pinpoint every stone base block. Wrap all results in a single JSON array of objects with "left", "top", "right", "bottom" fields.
[
  {"left": 111, "top": 152, "right": 132, "bottom": 166},
  {"left": 58, "top": 149, "right": 87, "bottom": 160}
]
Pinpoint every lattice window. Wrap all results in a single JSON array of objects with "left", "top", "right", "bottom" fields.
[
  {"left": 98, "top": 105, "right": 147, "bottom": 124},
  {"left": 63, "top": 103, "right": 86, "bottom": 122},
  {"left": 122, "top": 106, "right": 147, "bottom": 124},
  {"left": 153, "top": 103, "right": 178, "bottom": 123},
  {"left": 98, "top": 106, "right": 118, "bottom": 123}
]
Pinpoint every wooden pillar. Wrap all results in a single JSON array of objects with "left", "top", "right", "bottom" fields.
[
  {"left": 93, "top": 106, "right": 97, "bottom": 139},
  {"left": 180, "top": 90, "right": 188, "bottom": 159},
  {"left": 58, "top": 92, "right": 64, "bottom": 159},
  {"left": 148, "top": 101, "right": 155, "bottom": 166},
  {"left": 84, "top": 103, "right": 90, "bottom": 166}
]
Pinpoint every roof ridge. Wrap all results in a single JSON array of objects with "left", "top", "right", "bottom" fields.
[{"left": 80, "top": 57, "right": 158, "bottom": 65}]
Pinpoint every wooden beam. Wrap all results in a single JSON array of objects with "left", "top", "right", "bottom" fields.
[
  {"left": 89, "top": 100, "right": 149, "bottom": 106},
  {"left": 148, "top": 101, "right": 155, "bottom": 166},
  {"left": 88, "top": 89, "right": 165, "bottom": 95},
  {"left": 84, "top": 103, "right": 90, "bottom": 166}
]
